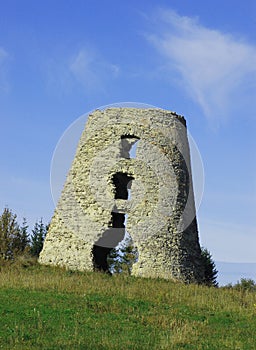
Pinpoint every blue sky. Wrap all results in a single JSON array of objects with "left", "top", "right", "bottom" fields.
[{"left": 0, "top": 1, "right": 255, "bottom": 284}]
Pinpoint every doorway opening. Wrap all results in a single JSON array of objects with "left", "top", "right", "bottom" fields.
[{"left": 92, "top": 211, "right": 125, "bottom": 272}]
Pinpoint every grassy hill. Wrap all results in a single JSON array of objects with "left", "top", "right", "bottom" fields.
[{"left": 0, "top": 262, "right": 255, "bottom": 349}]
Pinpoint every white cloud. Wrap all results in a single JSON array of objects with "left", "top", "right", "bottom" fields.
[
  {"left": 147, "top": 10, "right": 256, "bottom": 123},
  {"left": 69, "top": 49, "right": 120, "bottom": 92},
  {"left": 45, "top": 48, "right": 120, "bottom": 96}
]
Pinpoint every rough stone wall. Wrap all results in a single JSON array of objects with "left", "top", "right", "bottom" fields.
[{"left": 39, "top": 108, "right": 205, "bottom": 283}]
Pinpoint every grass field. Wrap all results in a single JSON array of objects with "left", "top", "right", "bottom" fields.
[{"left": 0, "top": 262, "right": 255, "bottom": 349}]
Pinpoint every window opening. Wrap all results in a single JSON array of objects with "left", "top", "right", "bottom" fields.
[
  {"left": 120, "top": 135, "right": 140, "bottom": 159},
  {"left": 112, "top": 172, "right": 134, "bottom": 200}
]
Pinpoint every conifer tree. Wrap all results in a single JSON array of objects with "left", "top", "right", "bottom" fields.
[
  {"left": 30, "top": 219, "right": 47, "bottom": 257},
  {"left": 108, "top": 235, "right": 138, "bottom": 275},
  {"left": 19, "top": 218, "right": 30, "bottom": 252},
  {"left": 201, "top": 247, "right": 218, "bottom": 287}
]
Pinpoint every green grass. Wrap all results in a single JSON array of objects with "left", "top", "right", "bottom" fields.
[{"left": 0, "top": 263, "right": 256, "bottom": 349}]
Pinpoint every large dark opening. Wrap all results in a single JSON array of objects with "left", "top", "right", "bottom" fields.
[
  {"left": 92, "top": 212, "right": 125, "bottom": 273},
  {"left": 92, "top": 135, "right": 140, "bottom": 273},
  {"left": 112, "top": 172, "right": 134, "bottom": 199}
]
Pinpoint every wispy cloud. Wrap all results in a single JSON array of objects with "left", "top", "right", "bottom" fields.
[
  {"left": 45, "top": 48, "right": 120, "bottom": 96},
  {"left": 70, "top": 49, "right": 119, "bottom": 90},
  {"left": 0, "top": 47, "right": 9, "bottom": 92},
  {"left": 0, "top": 47, "right": 8, "bottom": 62},
  {"left": 147, "top": 10, "right": 256, "bottom": 123}
]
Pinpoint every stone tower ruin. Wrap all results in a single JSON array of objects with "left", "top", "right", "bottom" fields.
[{"left": 39, "top": 108, "right": 205, "bottom": 283}]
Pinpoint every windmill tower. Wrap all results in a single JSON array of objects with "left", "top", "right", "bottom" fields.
[{"left": 39, "top": 108, "right": 205, "bottom": 283}]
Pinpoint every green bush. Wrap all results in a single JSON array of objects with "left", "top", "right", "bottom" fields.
[{"left": 233, "top": 278, "right": 256, "bottom": 292}]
